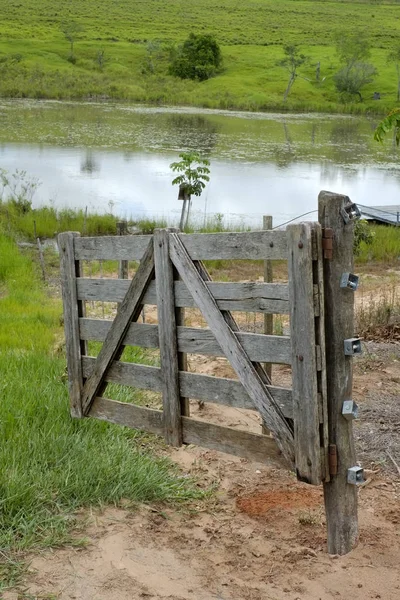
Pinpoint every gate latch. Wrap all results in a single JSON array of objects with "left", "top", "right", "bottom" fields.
[
  {"left": 322, "top": 228, "right": 334, "bottom": 260},
  {"left": 340, "top": 272, "right": 359, "bottom": 291},
  {"left": 347, "top": 466, "right": 365, "bottom": 485},
  {"left": 340, "top": 201, "right": 361, "bottom": 224},
  {"left": 344, "top": 338, "right": 362, "bottom": 356}
]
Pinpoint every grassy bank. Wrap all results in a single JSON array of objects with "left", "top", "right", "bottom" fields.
[
  {"left": 0, "top": 0, "right": 400, "bottom": 114},
  {"left": 0, "top": 230, "right": 203, "bottom": 590}
]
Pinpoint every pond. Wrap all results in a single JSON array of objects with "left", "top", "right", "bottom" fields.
[{"left": 0, "top": 100, "right": 398, "bottom": 227}]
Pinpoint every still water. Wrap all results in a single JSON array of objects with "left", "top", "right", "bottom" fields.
[{"left": 0, "top": 100, "right": 399, "bottom": 227}]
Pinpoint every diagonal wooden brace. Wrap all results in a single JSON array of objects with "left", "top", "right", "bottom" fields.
[
  {"left": 81, "top": 239, "right": 155, "bottom": 416},
  {"left": 169, "top": 233, "right": 295, "bottom": 466}
]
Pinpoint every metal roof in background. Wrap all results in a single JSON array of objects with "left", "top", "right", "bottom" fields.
[{"left": 357, "top": 204, "right": 400, "bottom": 225}]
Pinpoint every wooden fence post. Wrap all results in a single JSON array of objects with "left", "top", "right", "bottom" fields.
[
  {"left": 59, "top": 232, "right": 86, "bottom": 418},
  {"left": 154, "top": 229, "right": 183, "bottom": 446},
  {"left": 117, "top": 221, "right": 129, "bottom": 280},
  {"left": 262, "top": 216, "right": 273, "bottom": 435},
  {"left": 318, "top": 191, "right": 358, "bottom": 555}
]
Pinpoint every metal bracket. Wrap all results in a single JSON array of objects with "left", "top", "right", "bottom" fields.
[
  {"left": 328, "top": 444, "right": 338, "bottom": 476},
  {"left": 340, "top": 201, "right": 361, "bottom": 224},
  {"left": 347, "top": 466, "right": 365, "bottom": 485},
  {"left": 322, "top": 228, "right": 334, "bottom": 259},
  {"left": 342, "top": 400, "right": 358, "bottom": 421},
  {"left": 340, "top": 272, "right": 359, "bottom": 291},
  {"left": 344, "top": 338, "right": 362, "bottom": 356}
]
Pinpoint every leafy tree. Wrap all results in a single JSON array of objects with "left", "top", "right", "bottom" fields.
[
  {"left": 334, "top": 33, "right": 376, "bottom": 101},
  {"left": 374, "top": 108, "right": 400, "bottom": 145},
  {"left": 278, "top": 45, "right": 307, "bottom": 102},
  {"left": 388, "top": 46, "right": 400, "bottom": 101},
  {"left": 170, "top": 152, "right": 210, "bottom": 229},
  {"left": 169, "top": 33, "right": 222, "bottom": 81},
  {"left": 60, "top": 20, "right": 83, "bottom": 62}
]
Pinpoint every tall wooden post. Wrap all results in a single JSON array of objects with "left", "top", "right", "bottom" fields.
[
  {"left": 262, "top": 216, "right": 273, "bottom": 435},
  {"left": 318, "top": 191, "right": 358, "bottom": 555}
]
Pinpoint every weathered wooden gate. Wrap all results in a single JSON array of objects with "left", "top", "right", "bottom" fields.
[
  {"left": 59, "top": 221, "right": 329, "bottom": 485},
  {"left": 59, "top": 192, "right": 361, "bottom": 555}
]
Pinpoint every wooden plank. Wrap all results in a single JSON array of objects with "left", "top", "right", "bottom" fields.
[
  {"left": 88, "top": 397, "right": 283, "bottom": 464},
  {"left": 59, "top": 232, "right": 85, "bottom": 418},
  {"left": 313, "top": 223, "right": 329, "bottom": 482},
  {"left": 263, "top": 215, "right": 274, "bottom": 380},
  {"left": 169, "top": 233, "right": 295, "bottom": 466},
  {"left": 319, "top": 191, "right": 358, "bottom": 555},
  {"left": 79, "top": 318, "right": 292, "bottom": 364},
  {"left": 287, "top": 223, "right": 322, "bottom": 485},
  {"left": 76, "top": 279, "right": 290, "bottom": 314},
  {"left": 81, "top": 357, "right": 294, "bottom": 418},
  {"left": 80, "top": 239, "right": 155, "bottom": 415},
  {"left": 116, "top": 221, "right": 129, "bottom": 280},
  {"left": 154, "top": 229, "right": 182, "bottom": 446},
  {"left": 74, "top": 231, "right": 288, "bottom": 261},
  {"left": 182, "top": 417, "right": 283, "bottom": 463}
]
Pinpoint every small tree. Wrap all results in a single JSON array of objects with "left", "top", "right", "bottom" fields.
[
  {"left": 334, "top": 33, "right": 376, "bottom": 101},
  {"left": 170, "top": 152, "right": 210, "bottom": 230},
  {"left": 374, "top": 108, "right": 400, "bottom": 145},
  {"left": 61, "top": 20, "right": 83, "bottom": 62},
  {"left": 169, "top": 33, "right": 222, "bottom": 81},
  {"left": 278, "top": 45, "right": 307, "bottom": 102},
  {"left": 388, "top": 46, "right": 400, "bottom": 102}
]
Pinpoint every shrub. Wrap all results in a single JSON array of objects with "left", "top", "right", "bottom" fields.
[{"left": 169, "top": 33, "right": 222, "bottom": 81}]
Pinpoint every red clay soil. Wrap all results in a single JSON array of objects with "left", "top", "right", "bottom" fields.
[{"left": 236, "top": 486, "right": 323, "bottom": 516}]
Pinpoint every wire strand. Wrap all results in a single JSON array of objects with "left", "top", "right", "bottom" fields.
[{"left": 272, "top": 210, "right": 318, "bottom": 229}]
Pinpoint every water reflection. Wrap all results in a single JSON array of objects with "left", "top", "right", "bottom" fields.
[{"left": 0, "top": 101, "right": 399, "bottom": 226}]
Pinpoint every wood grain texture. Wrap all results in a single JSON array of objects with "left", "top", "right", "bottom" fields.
[
  {"left": 319, "top": 191, "right": 358, "bottom": 555},
  {"left": 79, "top": 318, "right": 292, "bottom": 364},
  {"left": 81, "top": 357, "right": 294, "bottom": 418},
  {"left": 154, "top": 229, "right": 182, "bottom": 446},
  {"left": 80, "top": 239, "right": 155, "bottom": 415},
  {"left": 169, "top": 233, "right": 295, "bottom": 466},
  {"left": 88, "top": 397, "right": 284, "bottom": 464},
  {"left": 59, "top": 232, "right": 85, "bottom": 418},
  {"left": 74, "top": 231, "right": 288, "bottom": 261},
  {"left": 288, "top": 223, "right": 322, "bottom": 485},
  {"left": 76, "top": 279, "right": 290, "bottom": 314}
]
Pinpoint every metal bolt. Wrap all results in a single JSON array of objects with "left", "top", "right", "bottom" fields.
[
  {"left": 298, "top": 241, "right": 303, "bottom": 249},
  {"left": 269, "top": 241, "right": 274, "bottom": 247},
  {"left": 298, "top": 355, "right": 304, "bottom": 362}
]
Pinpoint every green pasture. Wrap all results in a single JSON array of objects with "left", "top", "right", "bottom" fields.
[{"left": 0, "top": 0, "right": 400, "bottom": 112}]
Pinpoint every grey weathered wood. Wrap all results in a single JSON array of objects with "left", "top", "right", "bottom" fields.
[
  {"left": 263, "top": 216, "right": 273, "bottom": 380},
  {"left": 169, "top": 233, "right": 295, "bottom": 466},
  {"left": 76, "top": 279, "right": 290, "bottom": 314},
  {"left": 59, "top": 232, "right": 85, "bottom": 418},
  {"left": 74, "top": 231, "right": 288, "bottom": 261},
  {"left": 182, "top": 417, "right": 283, "bottom": 463},
  {"left": 313, "top": 223, "right": 329, "bottom": 481},
  {"left": 319, "top": 191, "right": 358, "bottom": 555},
  {"left": 88, "top": 397, "right": 284, "bottom": 464},
  {"left": 82, "top": 357, "right": 294, "bottom": 418},
  {"left": 154, "top": 229, "right": 182, "bottom": 446},
  {"left": 116, "top": 221, "right": 129, "bottom": 280},
  {"left": 79, "top": 318, "right": 292, "bottom": 364},
  {"left": 288, "top": 222, "right": 322, "bottom": 485},
  {"left": 80, "top": 239, "right": 155, "bottom": 415}
]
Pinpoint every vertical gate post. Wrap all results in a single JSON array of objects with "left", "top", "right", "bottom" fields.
[
  {"left": 154, "top": 229, "right": 183, "bottom": 446},
  {"left": 116, "top": 221, "right": 129, "bottom": 280},
  {"left": 59, "top": 232, "right": 86, "bottom": 418},
  {"left": 318, "top": 191, "right": 358, "bottom": 555},
  {"left": 263, "top": 215, "right": 273, "bottom": 379}
]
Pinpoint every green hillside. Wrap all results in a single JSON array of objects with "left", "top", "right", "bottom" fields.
[{"left": 0, "top": 0, "right": 399, "bottom": 113}]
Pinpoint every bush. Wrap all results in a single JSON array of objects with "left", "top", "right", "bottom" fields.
[
  {"left": 169, "top": 33, "right": 222, "bottom": 81},
  {"left": 354, "top": 219, "right": 375, "bottom": 256}
]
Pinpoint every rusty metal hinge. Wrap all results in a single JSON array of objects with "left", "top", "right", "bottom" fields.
[
  {"left": 322, "top": 228, "right": 334, "bottom": 260},
  {"left": 328, "top": 444, "right": 338, "bottom": 476}
]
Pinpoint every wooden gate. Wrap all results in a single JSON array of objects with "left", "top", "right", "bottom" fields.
[{"left": 59, "top": 222, "right": 329, "bottom": 485}]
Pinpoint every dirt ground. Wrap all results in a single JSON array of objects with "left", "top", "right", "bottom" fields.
[{"left": 5, "top": 261, "right": 399, "bottom": 600}]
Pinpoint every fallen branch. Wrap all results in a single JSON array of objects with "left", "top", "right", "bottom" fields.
[{"left": 386, "top": 450, "right": 400, "bottom": 476}]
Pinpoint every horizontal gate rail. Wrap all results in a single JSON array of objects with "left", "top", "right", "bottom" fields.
[
  {"left": 81, "top": 356, "right": 294, "bottom": 419},
  {"left": 79, "top": 318, "right": 292, "bottom": 364},
  {"left": 74, "top": 230, "right": 288, "bottom": 261},
  {"left": 90, "top": 397, "right": 284, "bottom": 463},
  {"left": 77, "top": 279, "right": 290, "bottom": 314}
]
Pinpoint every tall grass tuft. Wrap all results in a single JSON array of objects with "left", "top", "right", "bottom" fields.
[{"left": 356, "top": 224, "right": 400, "bottom": 264}]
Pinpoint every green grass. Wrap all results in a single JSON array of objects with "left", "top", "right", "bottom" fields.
[
  {"left": 0, "top": 0, "right": 400, "bottom": 113},
  {"left": 0, "top": 230, "right": 204, "bottom": 591},
  {"left": 356, "top": 224, "right": 400, "bottom": 263}
]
